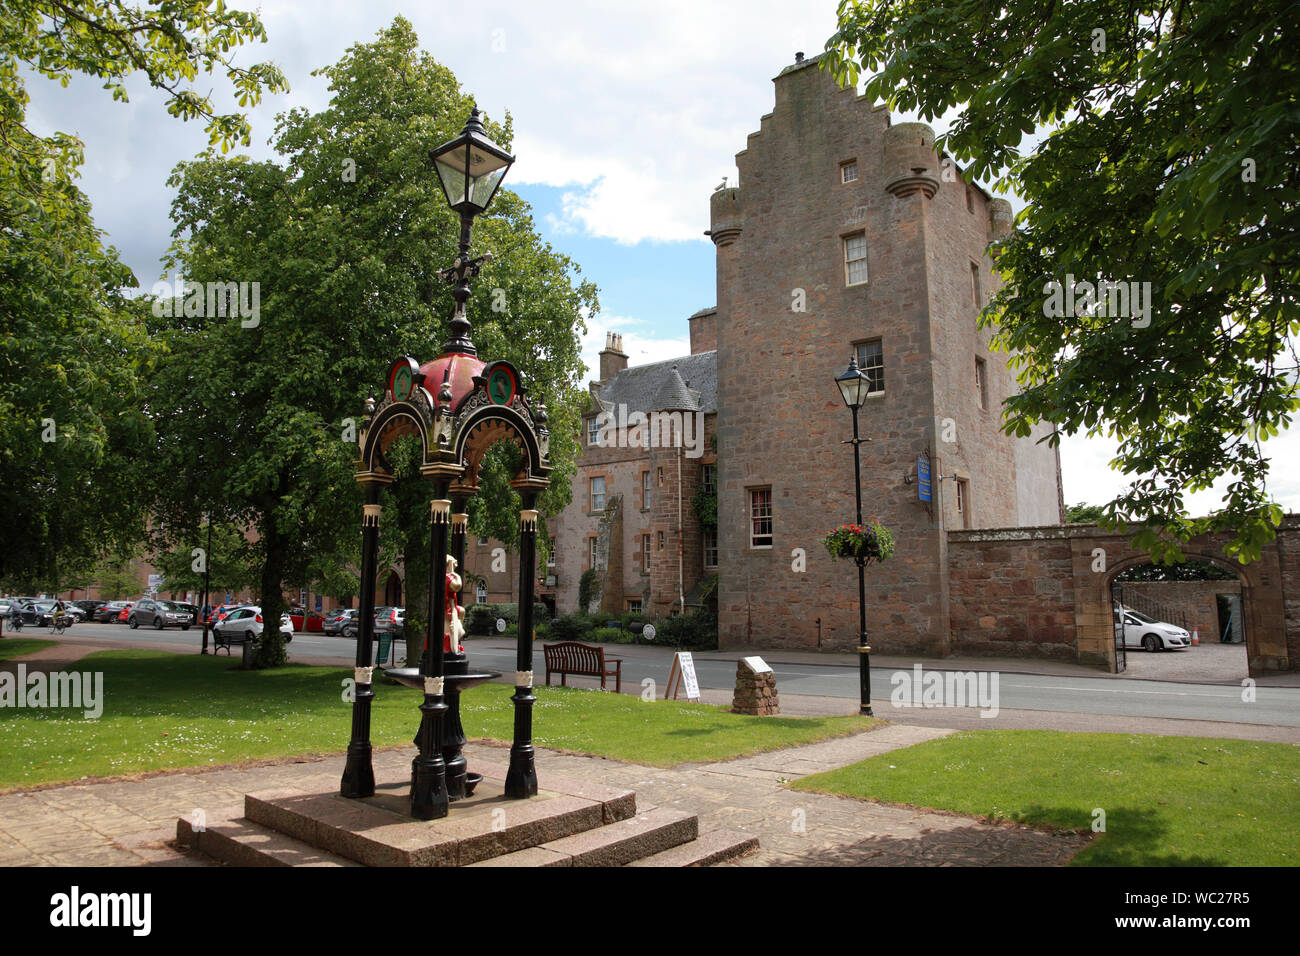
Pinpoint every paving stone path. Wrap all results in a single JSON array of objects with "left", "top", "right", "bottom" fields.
[{"left": 0, "top": 722, "right": 1089, "bottom": 867}]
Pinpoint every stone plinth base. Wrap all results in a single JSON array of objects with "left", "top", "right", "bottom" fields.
[{"left": 732, "top": 662, "right": 779, "bottom": 715}]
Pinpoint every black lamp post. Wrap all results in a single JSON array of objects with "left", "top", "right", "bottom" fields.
[
  {"left": 200, "top": 517, "right": 213, "bottom": 655},
  {"left": 406, "top": 109, "right": 515, "bottom": 818},
  {"left": 836, "top": 355, "right": 873, "bottom": 716},
  {"left": 430, "top": 108, "right": 515, "bottom": 356}
]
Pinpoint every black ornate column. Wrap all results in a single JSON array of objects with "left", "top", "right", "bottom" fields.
[
  {"left": 505, "top": 491, "right": 540, "bottom": 798},
  {"left": 450, "top": 500, "right": 468, "bottom": 607},
  {"left": 410, "top": 491, "right": 451, "bottom": 819},
  {"left": 341, "top": 485, "right": 382, "bottom": 798}
]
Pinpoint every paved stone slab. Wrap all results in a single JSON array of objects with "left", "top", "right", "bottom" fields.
[{"left": 1, "top": 723, "right": 1088, "bottom": 867}]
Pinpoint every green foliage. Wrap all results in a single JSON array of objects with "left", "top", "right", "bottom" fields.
[
  {"left": 547, "top": 614, "right": 594, "bottom": 642},
  {"left": 0, "top": 1, "right": 289, "bottom": 157},
  {"left": 465, "top": 601, "right": 549, "bottom": 636},
  {"left": 1116, "top": 561, "right": 1237, "bottom": 582},
  {"left": 151, "top": 521, "right": 257, "bottom": 596},
  {"left": 87, "top": 555, "right": 143, "bottom": 600},
  {"left": 146, "top": 18, "right": 597, "bottom": 654},
  {"left": 0, "top": 125, "right": 156, "bottom": 591},
  {"left": 824, "top": 0, "right": 1299, "bottom": 564},
  {"left": 823, "top": 520, "right": 895, "bottom": 563},
  {"left": 0, "top": 1, "right": 285, "bottom": 592},
  {"left": 588, "top": 627, "right": 629, "bottom": 644},
  {"left": 1065, "top": 503, "right": 1108, "bottom": 524},
  {"left": 691, "top": 485, "right": 717, "bottom": 530},
  {"left": 577, "top": 568, "right": 599, "bottom": 612},
  {"left": 648, "top": 610, "right": 717, "bottom": 650}
]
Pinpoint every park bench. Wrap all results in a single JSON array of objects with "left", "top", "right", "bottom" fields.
[
  {"left": 542, "top": 641, "right": 623, "bottom": 693},
  {"left": 212, "top": 628, "right": 250, "bottom": 655}
]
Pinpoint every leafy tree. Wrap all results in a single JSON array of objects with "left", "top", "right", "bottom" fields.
[
  {"left": 1065, "top": 503, "right": 1107, "bottom": 523},
  {"left": 151, "top": 520, "right": 257, "bottom": 597},
  {"left": 1, "top": 0, "right": 288, "bottom": 161},
  {"left": 1115, "top": 561, "right": 1236, "bottom": 582},
  {"left": 89, "top": 555, "right": 143, "bottom": 599},
  {"left": 148, "top": 18, "right": 597, "bottom": 668},
  {"left": 0, "top": 1, "right": 287, "bottom": 592},
  {"left": 825, "top": 0, "right": 1299, "bottom": 564}
]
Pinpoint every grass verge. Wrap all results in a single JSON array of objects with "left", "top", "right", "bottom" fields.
[
  {"left": 0, "top": 649, "right": 878, "bottom": 788},
  {"left": 0, "top": 638, "right": 58, "bottom": 661},
  {"left": 790, "top": 729, "right": 1300, "bottom": 866}
]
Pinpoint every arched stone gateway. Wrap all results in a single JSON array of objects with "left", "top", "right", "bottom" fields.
[{"left": 946, "top": 521, "right": 1295, "bottom": 676}]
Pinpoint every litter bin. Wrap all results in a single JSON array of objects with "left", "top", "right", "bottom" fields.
[{"left": 241, "top": 636, "right": 257, "bottom": 668}]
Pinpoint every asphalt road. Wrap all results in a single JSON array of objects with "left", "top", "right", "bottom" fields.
[{"left": 32, "top": 622, "right": 1300, "bottom": 731}]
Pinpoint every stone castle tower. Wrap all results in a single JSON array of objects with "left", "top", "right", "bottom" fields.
[{"left": 709, "top": 54, "right": 1062, "bottom": 654}]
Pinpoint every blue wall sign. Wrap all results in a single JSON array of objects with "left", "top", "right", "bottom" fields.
[{"left": 917, "top": 455, "right": 932, "bottom": 503}]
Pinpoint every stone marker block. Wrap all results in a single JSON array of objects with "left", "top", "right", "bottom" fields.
[{"left": 731, "top": 659, "right": 779, "bottom": 715}]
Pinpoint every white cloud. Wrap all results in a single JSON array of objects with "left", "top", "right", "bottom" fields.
[
  {"left": 1060, "top": 430, "right": 1300, "bottom": 517},
  {"left": 580, "top": 317, "right": 692, "bottom": 383}
]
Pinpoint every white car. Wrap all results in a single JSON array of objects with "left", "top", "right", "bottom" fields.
[
  {"left": 1119, "top": 609, "right": 1191, "bottom": 651},
  {"left": 211, "top": 606, "right": 294, "bottom": 644}
]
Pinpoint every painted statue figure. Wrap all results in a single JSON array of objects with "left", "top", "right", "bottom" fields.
[{"left": 444, "top": 554, "right": 465, "bottom": 654}]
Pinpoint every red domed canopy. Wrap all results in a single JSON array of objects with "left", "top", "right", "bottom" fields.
[{"left": 419, "top": 351, "right": 485, "bottom": 413}]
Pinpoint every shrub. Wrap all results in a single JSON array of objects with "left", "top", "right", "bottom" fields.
[
  {"left": 588, "top": 627, "right": 625, "bottom": 643},
  {"left": 642, "top": 610, "right": 717, "bottom": 650},
  {"left": 548, "top": 614, "right": 594, "bottom": 642},
  {"left": 465, "top": 601, "right": 549, "bottom": 636},
  {"left": 578, "top": 568, "right": 599, "bottom": 612}
]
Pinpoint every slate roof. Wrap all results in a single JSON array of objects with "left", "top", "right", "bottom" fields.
[{"left": 596, "top": 351, "right": 717, "bottom": 414}]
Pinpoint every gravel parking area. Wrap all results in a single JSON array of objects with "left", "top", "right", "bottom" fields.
[{"left": 1119, "top": 639, "right": 1249, "bottom": 683}]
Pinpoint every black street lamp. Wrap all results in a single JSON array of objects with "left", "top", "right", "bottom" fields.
[
  {"left": 430, "top": 108, "right": 515, "bottom": 356},
  {"left": 836, "top": 355, "right": 873, "bottom": 716},
  {"left": 200, "top": 517, "right": 213, "bottom": 655}
]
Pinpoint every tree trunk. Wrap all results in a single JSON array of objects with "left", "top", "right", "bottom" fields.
[{"left": 256, "top": 516, "right": 289, "bottom": 669}]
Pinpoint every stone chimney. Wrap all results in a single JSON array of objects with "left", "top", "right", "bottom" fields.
[{"left": 598, "top": 331, "right": 628, "bottom": 382}]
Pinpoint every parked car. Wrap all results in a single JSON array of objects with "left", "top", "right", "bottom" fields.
[
  {"left": 210, "top": 604, "right": 248, "bottom": 628},
  {"left": 94, "top": 601, "right": 130, "bottom": 622},
  {"left": 323, "top": 608, "right": 358, "bottom": 635},
  {"left": 115, "top": 602, "right": 137, "bottom": 623},
  {"left": 342, "top": 606, "right": 405, "bottom": 640},
  {"left": 70, "top": 600, "right": 101, "bottom": 618},
  {"left": 128, "top": 599, "right": 195, "bottom": 630},
  {"left": 16, "top": 601, "right": 67, "bottom": 627},
  {"left": 1119, "top": 608, "right": 1191, "bottom": 651},
  {"left": 287, "top": 607, "right": 325, "bottom": 632},
  {"left": 211, "top": 606, "right": 294, "bottom": 644},
  {"left": 377, "top": 606, "right": 405, "bottom": 639}
]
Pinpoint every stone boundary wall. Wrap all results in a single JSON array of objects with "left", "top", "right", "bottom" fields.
[
  {"left": 946, "top": 519, "right": 1296, "bottom": 673},
  {"left": 947, "top": 530, "right": 1078, "bottom": 661}
]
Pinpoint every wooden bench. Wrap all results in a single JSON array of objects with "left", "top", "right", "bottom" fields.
[{"left": 542, "top": 641, "right": 622, "bottom": 693}]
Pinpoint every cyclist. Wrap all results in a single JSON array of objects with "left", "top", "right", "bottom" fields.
[{"left": 51, "top": 601, "right": 68, "bottom": 634}]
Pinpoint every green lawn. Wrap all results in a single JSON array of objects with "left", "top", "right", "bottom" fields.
[
  {"left": 791, "top": 729, "right": 1300, "bottom": 866},
  {"left": 0, "top": 649, "right": 878, "bottom": 788},
  {"left": 0, "top": 638, "right": 57, "bottom": 661}
]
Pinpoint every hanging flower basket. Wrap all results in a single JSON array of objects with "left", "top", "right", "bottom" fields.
[{"left": 823, "top": 519, "right": 895, "bottom": 564}]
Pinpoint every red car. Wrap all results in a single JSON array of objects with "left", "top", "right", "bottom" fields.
[
  {"left": 115, "top": 602, "right": 135, "bottom": 623},
  {"left": 287, "top": 608, "right": 325, "bottom": 633}
]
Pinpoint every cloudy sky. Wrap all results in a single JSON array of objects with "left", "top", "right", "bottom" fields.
[{"left": 24, "top": 0, "right": 1298, "bottom": 517}]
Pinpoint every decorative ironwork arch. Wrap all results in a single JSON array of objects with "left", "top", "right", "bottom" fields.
[{"left": 454, "top": 404, "right": 549, "bottom": 490}]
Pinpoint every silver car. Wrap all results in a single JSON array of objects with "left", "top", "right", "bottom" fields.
[{"left": 128, "top": 599, "right": 195, "bottom": 630}]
